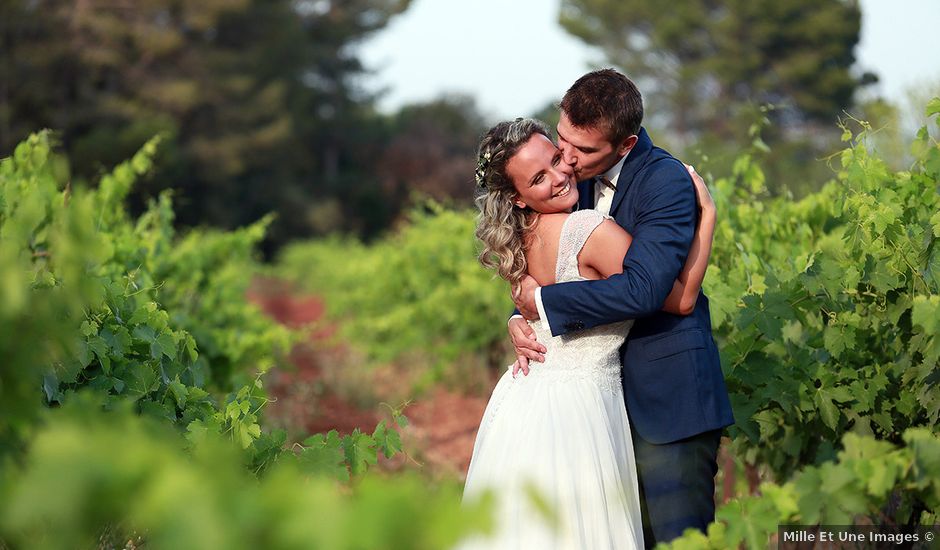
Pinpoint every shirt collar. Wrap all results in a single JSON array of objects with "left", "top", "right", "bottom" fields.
[{"left": 600, "top": 148, "right": 630, "bottom": 187}]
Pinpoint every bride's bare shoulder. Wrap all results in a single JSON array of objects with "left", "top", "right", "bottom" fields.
[
  {"left": 525, "top": 212, "right": 567, "bottom": 247},
  {"left": 533, "top": 212, "right": 571, "bottom": 231},
  {"left": 527, "top": 213, "right": 570, "bottom": 246}
]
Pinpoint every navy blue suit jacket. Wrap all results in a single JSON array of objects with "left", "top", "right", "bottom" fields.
[{"left": 540, "top": 128, "right": 734, "bottom": 444}]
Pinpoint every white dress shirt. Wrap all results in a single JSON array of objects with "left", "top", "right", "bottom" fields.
[{"left": 594, "top": 151, "right": 629, "bottom": 215}]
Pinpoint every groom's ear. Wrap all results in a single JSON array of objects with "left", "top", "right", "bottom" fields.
[{"left": 616, "top": 135, "right": 638, "bottom": 157}]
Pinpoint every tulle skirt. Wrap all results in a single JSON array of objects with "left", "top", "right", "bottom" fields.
[{"left": 458, "top": 366, "right": 644, "bottom": 550}]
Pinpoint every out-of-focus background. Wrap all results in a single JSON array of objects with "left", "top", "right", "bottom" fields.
[
  {"left": 2, "top": 1, "right": 940, "bottom": 548},
  {"left": 2, "top": 0, "right": 937, "bottom": 251}
]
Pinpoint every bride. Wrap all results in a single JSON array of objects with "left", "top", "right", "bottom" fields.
[{"left": 459, "top": 118, "right": 715, "bottom": 549}]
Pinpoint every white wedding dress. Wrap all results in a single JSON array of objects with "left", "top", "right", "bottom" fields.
[{"left": 459, "top": 209, "right": 644, "bottom": 550}]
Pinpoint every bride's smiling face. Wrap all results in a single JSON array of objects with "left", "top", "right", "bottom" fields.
[{"left": 505, "top": 134, "right": 578, "bottom": 214}]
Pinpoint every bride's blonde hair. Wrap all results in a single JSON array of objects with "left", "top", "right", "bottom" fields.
[{"left": 474, "top": 118, "right": 550, "bottom": 287}]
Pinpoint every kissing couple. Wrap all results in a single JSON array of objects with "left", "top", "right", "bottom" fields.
[{"left": 459, "top": 69, "right": 735, "bottom": 550}]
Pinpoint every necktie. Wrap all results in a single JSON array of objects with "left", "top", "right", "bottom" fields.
[{"left": 595, "top": 176, "right": 615, "bottom": 214}]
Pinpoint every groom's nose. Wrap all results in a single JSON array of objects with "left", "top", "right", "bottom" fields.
[
  {"left": 559, "top": 158, "right": 576, "bottom": 176},
  {"left": 559, "top": 142, "right": 577, "bottom": 168}
]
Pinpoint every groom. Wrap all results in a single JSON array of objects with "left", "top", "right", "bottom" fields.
[{"left": 509, "top": 69, "right": 734, "bottom": 547}]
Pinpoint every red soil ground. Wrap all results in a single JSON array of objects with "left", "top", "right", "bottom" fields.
[{"left": 248, "top": 278, "right": 490, "bottom": 477}]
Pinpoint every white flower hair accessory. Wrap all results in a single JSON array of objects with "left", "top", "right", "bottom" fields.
[{"left": 475, "top": 150, "right": 492, "bottom": 188}]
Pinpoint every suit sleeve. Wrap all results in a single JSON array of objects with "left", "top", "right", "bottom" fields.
[{"left": 539, "top": 160, "right": 697, "bottom": 336}]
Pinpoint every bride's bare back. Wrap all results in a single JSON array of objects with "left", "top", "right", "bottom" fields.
[{"left": 523, "top": 212, "right": 633, "bottom": 286}]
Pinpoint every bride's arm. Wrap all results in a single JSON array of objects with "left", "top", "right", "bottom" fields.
[
  {"left": 661, "top": 167, "right": 716, "bottom": 315},
  {"left": 580, "top": 166, "right": 714, "bottom": 316},
  {"left": 578, "top": 220, "right": 633, "bottom": 278}
]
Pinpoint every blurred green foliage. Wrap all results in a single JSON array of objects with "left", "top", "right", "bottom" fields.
[
  {"left": 277, "top": 202, "right": 513, "bottom": 384},
  {"left": 0, "top": 131, "right": 104, "bottom": 455},
  {"left": 663, "top": 428, "right": 940, "bottom": 549},
  {"left": 0, "top": 130, "right": 295, "bottom": 448},
  {"left": 1, "top": 132, "right": 497, "bottom": 548},
  {"left": 703, "top": 100, "right": 940, "bottom": 483},
  {"left": 1, "top": 398, "right": 490, "bottom": 550}
]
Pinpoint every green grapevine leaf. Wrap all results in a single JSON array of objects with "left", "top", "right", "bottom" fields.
[
  {"left": 372, "top": 421, "right": 402, "bottom": 459},
  {"left": 87, "top": 336, "right": 111, "bottom": 374},
  {"left": 926, "top": 97, "right": 940, "bottom": 117},
  {"left": 300, "top": 431, "right": 349, "bottom": 481},
  {"left": 814, "top": 389, "right": 840, "bottom": 430},
  {"left": 168, "top": 377, "right": 188, "bottom": 409},
  {"left": 343, "top": 430, "right": 378, "bottom": 476},
  {"left": 911, "top": 295, "right": 939, "bottom": 333}
]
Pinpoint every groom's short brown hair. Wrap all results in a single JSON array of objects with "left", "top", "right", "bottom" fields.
[{"left": 559, "top": 69, "right": 643, "bottom": 144}]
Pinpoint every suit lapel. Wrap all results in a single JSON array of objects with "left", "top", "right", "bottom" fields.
[{"left": 608, "top": 127, "right": 653, "bottom": 217}]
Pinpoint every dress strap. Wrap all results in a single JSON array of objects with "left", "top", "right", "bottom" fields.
[{"left": 554, "top": 209, "right": 607, "bottom": 282}]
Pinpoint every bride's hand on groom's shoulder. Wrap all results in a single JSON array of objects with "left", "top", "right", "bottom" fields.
[{"left": 685, "top": 164, "right": 715, "bottom": 216}]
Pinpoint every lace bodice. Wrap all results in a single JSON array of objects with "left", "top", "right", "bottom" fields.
[{"left": 524, "top": 209, "right": 634, "bottom": 391}]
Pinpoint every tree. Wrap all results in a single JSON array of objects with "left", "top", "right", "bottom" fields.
[
  {"left": 559, "top": 0, "right": 875, "bottom": 147},
  {"left": 0, "top": 0, "right": 412, "bottom": 251},
  {"left": 377, "top": 95, "right": 488, "bottom": 206}
]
